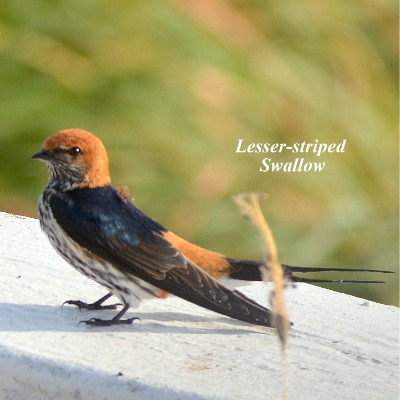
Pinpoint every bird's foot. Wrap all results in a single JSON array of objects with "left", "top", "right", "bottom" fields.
[
  {"left": 62, "top": 299, "right": 122, "bottom": 311},
  {"left": 79, "top": 317, "right": 140, "bottom": 326}
]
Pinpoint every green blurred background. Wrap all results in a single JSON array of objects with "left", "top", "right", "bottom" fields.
[{"left": 0, "top": 1, "right": 398, "bottom": 305}]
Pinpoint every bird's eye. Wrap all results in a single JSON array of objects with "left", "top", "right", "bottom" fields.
[{"left": 69, "top": 147, "right": 82, "bottom": 157}]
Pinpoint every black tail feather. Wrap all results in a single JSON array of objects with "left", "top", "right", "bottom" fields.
[{"left": 226, "top": 257, "right": 393, "bottom": 284}]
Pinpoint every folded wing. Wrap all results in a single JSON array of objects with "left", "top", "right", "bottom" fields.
[{"left": 50, "top": 186, "right": 273, "bottom": 327}]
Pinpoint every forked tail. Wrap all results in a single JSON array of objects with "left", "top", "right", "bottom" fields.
[{"left": 226, "top": 257, "right": 393, "bottom": 284}]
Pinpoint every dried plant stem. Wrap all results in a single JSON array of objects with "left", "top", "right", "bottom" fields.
[
  {"left": 233, "top": 193, "right": 290, "bottom": 347},
  {"left": 233, "top": 192, "right": 289, "bottom": 400}
]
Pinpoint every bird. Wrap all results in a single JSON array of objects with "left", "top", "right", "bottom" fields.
[{"left": 33, "top": 128, "right": 391, "bottom": 328}]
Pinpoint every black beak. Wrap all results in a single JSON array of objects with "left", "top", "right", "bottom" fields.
[{"left": 32, "top": 149, "right": 50, "bottom": 160}]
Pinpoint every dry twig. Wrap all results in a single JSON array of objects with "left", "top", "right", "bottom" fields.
[{"left": 233, "top": 192, "right": 290, "bottom": 345}]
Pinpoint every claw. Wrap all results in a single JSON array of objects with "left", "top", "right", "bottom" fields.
[
  {"left": 62, "top": 299, "right": 123, "bottom": 311},
  {"left": 62, "top": 293, "right": 122, "bottom": 311}
]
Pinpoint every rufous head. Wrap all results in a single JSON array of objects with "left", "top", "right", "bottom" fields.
[{"left": 33, "top": 128, "right": 111, "bottom": 190}]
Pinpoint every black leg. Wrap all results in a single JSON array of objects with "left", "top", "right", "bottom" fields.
[
  {"left": 63, "top": 292, "right": 122, "bottom": 311},
  {"left": 80, "top": 303, "right": 140, "bottom": 326}
]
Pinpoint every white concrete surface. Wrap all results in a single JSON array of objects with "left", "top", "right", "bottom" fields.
[{"left": 0, "top": 211, "right": 398, "bottom": 400}]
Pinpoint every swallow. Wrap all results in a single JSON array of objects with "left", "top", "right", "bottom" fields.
[{"left": 33, "top": 129, "right": 392, "bottom": 327}]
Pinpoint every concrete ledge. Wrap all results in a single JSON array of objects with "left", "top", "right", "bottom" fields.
[{"left": 0, "top": 211, "right": 398, "bottom": 400}]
